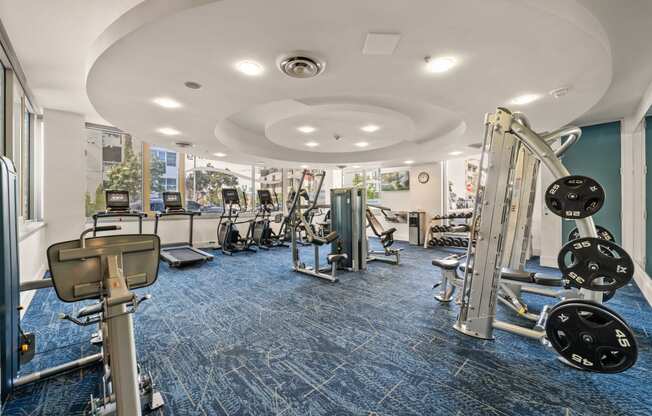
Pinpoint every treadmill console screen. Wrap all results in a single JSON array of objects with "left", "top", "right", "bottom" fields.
[
  {"left": 163, "top": 192, "right": 183, "bottom": 210},
  {"left": 258, "top": 190, "right": 272, "bottom": 205},
  {"left": 222, "top": 188, "right": 240, "bottom": 205},
  {"left": 105, "top": 190, "right": 130, "bottom": 211}
]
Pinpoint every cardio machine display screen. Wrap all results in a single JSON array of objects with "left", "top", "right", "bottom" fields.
[
  {"left": 105, "top": 190, "right": 129, "bottom": 210},
  {"left": 222, "top": 189, "right": 240, "bottom": 205},
  {"left": 258, "top": 190, "right": 272, "bottom": 204},
  {"left": 163, "top": 192, "right": 183, "bottom": 209}
]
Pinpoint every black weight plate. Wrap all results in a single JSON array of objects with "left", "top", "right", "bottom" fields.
[
  {"left": 546, "top": 299, "right": 637, "bottom": 373},
  {"left": 558, "top": 237, "right": 634, "bottom": 291},
  {"left": 567, "top": 225, "right": 615, "bottom": 243},
  {"left": 545, "top": 176, "right": 605, "bottom": 219}
]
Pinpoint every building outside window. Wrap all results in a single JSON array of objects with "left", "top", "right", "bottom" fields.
[
  {"left": 84, "top": 126, "right": 144, "bottom": 216},
  {"left": 184, "top": 156, "right": 253, "bottom": 212},
  {"left": 255, "top": 167, "right": 283, "bottom": 210}
]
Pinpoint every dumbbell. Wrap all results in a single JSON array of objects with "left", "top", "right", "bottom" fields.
[
  {"left": 462, "top": 239, "right": 469, "bottom": 248},
  {"left": 451, "top": 238, "right": 461, "bottom": 247}
]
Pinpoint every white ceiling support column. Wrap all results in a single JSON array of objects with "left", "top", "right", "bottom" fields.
[{"left": 620, "top": 117, "right": 646, "bottom": 265}]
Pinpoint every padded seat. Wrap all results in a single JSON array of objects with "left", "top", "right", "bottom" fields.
[
  {"left": 310, "top": 231, "right": 338, "bottom": 246},
  {"left": 382, "top": 227, "right": 397, "bottom": 237},
  {"left": 500, "top": 268, "right": 535, "bottom": 283},
  {"left": 327, "top": 253, "right": 348, "bottom": 264},
  {"left": 432, "top": 258, "right": 460, "bottom": 270},
  {"left": 533, "top": 274, "right": 563, "bottom": 287}
]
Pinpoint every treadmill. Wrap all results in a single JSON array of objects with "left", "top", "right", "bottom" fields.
[
  {"left": 154, "top": 191, "right": 214, "bottom": 267},
  {"left": 92, "top": 190, "right": 147, "bottom": 235}
]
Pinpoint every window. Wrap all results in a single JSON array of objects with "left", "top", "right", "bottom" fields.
[
  {"left": 446, "top": 157, "right": 479, "bottom": 211},
  {"left": 85, "top": 126, "right": 144, "bottom": 216},
  {"left": 255, "top": 167, "right": 283, "bottom": 210},
  {"left": 166, "top": 152, "right": 176, "bottom": 167},
  {"left": 149, "top": 146, "right": 179, "bottom": 211},
  {"left": 184, "top": 156, "right": 252, "bottom": 212},
  {"left": 287, "top": 168, "right": 327, "bottom": 205}
]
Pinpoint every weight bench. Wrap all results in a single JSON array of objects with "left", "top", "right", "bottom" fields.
[
  {"left": 432, "top": 256, "right": 464, "bottom": 302},
  {"left": 366, "top": 208, "right": 401, "bottom": 265}
]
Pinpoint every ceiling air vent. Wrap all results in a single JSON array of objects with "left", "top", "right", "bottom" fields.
[
  {"left": 175, "top": 141, "right": 194, "bottom": 149},
  {"left": 468, "top": 142, "right": 483, "bottom": 149},
  {"left": 279, "top": 54, "right": 325, "bottom": 79}
]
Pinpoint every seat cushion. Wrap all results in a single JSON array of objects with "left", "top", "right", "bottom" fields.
[
  {"left": 500, "top": 268, "right": 535, "bottom": 283},
  {"left": 432, "top": 258, "right": 460, "bottom": 270}
]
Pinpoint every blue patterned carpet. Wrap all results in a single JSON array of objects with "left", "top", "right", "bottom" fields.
[{"left": 3, "top": 241, "right": 652, "bottom": 415}]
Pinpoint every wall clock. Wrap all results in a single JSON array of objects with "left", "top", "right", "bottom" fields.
[{"left": 418, "top": 172, "right": 429, "bottom": 184}]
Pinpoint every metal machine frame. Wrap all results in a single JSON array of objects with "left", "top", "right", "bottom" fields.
[
  {"left": 454, "top": 108, "right": 600, "bottom": 341},
  {"left": 288, "top": 170, "right": 347, "bottom": 282},
  {"left": 154, "top": 191, "right": 214, "bottom": 267},
  {"left": 92, "top": 190, "right": 148, "bottom": 236},
  {"left": 46, "top": 229, "right": 163, "bottom": 415}
]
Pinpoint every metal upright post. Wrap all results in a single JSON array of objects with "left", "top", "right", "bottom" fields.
[{"left": 455, "top": 109, "right": 520, "bottom": 339}]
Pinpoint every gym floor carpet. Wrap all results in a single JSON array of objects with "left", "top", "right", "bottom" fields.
[{"left": 3, "top": 241, "right": 651, "bottom": 415}]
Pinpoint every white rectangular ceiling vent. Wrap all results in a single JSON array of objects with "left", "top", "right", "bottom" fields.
[{"left": 362, "top": 33, "right": 401, "bottom": 55}]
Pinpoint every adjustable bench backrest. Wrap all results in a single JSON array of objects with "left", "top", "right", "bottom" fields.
[{"left": 366, "top": 208, "right": 385, "bottom": 237}]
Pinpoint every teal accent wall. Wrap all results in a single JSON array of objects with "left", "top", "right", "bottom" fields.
[
  {"left": 646, "top": 117, "right": 652, "bottom": 275},
  {"left": 560, "top": 122, "right": 621, "bottom": 244}
]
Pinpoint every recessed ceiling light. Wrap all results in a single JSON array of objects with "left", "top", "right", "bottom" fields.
[
  {"left": 352, "top": 165, "right": 361, "bottom": 169},
  {"left": 300, "top": 164, "right": 309, "bottom": 169},
  {"left": 157, "top": 127, "right": 180, "bottom": 136},
  {"left": 425, "top": 56, "right": 457, "bottom": 73},
  {"left": 305, "top": 141, "right": 319, "bottom": 147},
  {"left": 355, "top": 142, "right": 369, "bottom": 148},
  {"left": 404, "top": 160, "right": 414, "bottom": 164},
  {"left": 152, "top": 97, "right": 181, "bottom": 109},
  {"left": 510, "top": 93, "right": 542, "bottom": 106},
  {"left": 448, "top": 151, "right": 463, "bottom": 156},
  {"left": 361, "top": 124, "right": 380, "bottom": 133},
  {"left": 236, "top": 60, "right": 264, "bottom": 76},
  {"left": 297, "top": 126, "right": 316, "bottom": 134},
  {"left": 213, "top": 152, "right": 227, "bottom": 157}
]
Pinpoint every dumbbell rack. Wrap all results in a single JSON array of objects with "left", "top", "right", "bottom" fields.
[{"left": 425, "top": 212, "right": 472, "bottom": 249}]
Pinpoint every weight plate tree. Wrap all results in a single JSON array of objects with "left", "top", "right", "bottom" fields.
[
  {"left": 545, "top": 299, "right": 638, "bottom": 373},
  {"left": 545, "top": 175, "right": 605, "bottom": 219},
  {"left": 568, "top": 225, "right": 615, "bottom": 243},
  {"left": 558, "top": 237, "right": 634, "bottom": 291}
]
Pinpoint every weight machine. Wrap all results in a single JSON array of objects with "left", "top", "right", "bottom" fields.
[
  {"left": 433, "top": 108, "right": 638, "bottom": 373},
  {"left": 287, "top": 170, "right": 347, "bottom": 282}
]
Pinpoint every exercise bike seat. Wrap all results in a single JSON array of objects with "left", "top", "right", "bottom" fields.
[{"left": 432, "top": 258, "right": 460, "bottom": 270}]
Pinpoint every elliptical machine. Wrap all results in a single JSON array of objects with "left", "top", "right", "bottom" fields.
[
  {"left": 216, "top": 188, "right": 257, "bottom": 255},
  {"left": 251, "top": 189, "right": 287, "bottom": 249}
]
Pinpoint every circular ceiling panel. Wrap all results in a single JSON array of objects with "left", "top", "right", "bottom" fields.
[{"left": 86, "top": 0, "right": 612, "bottom": 166}]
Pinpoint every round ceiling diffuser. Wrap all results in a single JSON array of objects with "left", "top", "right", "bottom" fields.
[{"left": 279, "top": 55, "right": 325, "bottom": 79}]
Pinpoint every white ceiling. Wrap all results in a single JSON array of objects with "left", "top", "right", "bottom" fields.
[
  {"left": 0, "top": 0, "right": 144, "bottom": 125},
  {"left": 3, "top": 0, "right": 652, "bottom": 165}
]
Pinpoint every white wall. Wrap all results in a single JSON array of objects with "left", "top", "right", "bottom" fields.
[
  {"left": 376, "top": 163, "right": 443, "bottom": 241},
  {"left": 43, "top": 109, "right": 86, "bottom": 246},
  {"left": 18, "top": 226, "right": 48, "bottom": 314}
]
